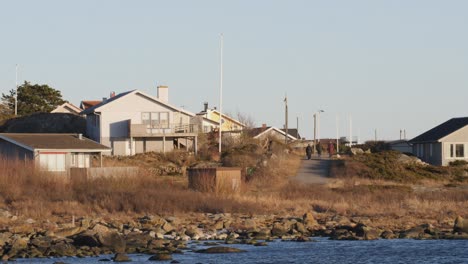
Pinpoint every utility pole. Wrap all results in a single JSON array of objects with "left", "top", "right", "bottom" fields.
[
  {"left": 313, "top": 113, "right": 317, "bottom": 153},
  {"left": 218, "top": 33, "right": 223, "bottom": 153},
  {"left": 336, "top": 115, "right": 340, "bottom": 157},
  {"left": 15, "top": 64, "right": 18, "bottom": 116},
  {"left": 374, "top": 129, "right": 377, "bottom": 142},
  {"left": 284, "top": 95, "right": 288, "bottom": 144},
  {"left": 297, "top": 116, "right": 299, "bottom": 139}
]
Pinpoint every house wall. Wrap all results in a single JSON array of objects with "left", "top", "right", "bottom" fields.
[
  {"left": 390, "top": 143, "right": 412, "bottom": 154},
  {"left": 439, "top": 126, "right": 468, "bottom": 165},
  {"left": 413, "top": 142, "right": 443, "bottom": 166},
  {"left": 0, "top": 139, "right": 34, "bottom": 161},
  {"left": 207, "top": 111, "right": 243, "bottom": 132},
  {"left": 86, "top": 113, "right": 101, "bottom": 143}
]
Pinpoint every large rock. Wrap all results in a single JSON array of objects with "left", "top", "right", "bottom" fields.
[
  {"left": 271, "top": 222, "right": 290, "bottom": 237},
  {"left": 71, "top": 231, "right": 100, "bottom": 247},
  {"left": 196, "top": 246, "right": 246, "bottom": 253},
  {"left": 354, "top": 224, "right": 381, "bottom": 240},
  {"left": 149, "top": 253, "right": 172, "bottom": 261},
  {"left": 113, "top": 253, "right": 131, "bottom": 262},
  {"left": 48, "top": 241, "right": 77, "bottom": 257},
  {"left": 453, "top": 216, "right": 468, "bottom": 234},
  {"left": 303, "top": 212, "right": 318, "bottom": 227},
  {"left": 97, "top": 231, "right": 126, "bottom": 253}
]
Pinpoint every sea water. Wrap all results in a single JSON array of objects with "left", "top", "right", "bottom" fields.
[{"left": 12, "top": 237, "right": 468, "bottom": 264}]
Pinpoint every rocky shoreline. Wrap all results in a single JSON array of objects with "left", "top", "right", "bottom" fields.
[{"left": 0, "top": 211, "right": 467, "bottom": 262}]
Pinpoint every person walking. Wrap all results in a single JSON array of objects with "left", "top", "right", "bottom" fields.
[
  {"left": 316, "top": 142, "right": 322, "bottom": 159},
  {"left": 306, "top": 144, "right": 312, "bottom": 160},
  {"left": 328, "top": 141, "right": 335, "bottom": 158}
]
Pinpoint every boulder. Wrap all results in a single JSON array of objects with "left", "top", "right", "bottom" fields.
[
  {"left": 124, "top": 232, "right": 152, "bottom": 250},
  {"left": 71, "top": 231, "right": 100, "bottom": 247},
  {"left": 195, "top": 246, "right": 246, "bottom": 253},
  {"left": 453, "top": 216, "right": 468, "bottom": 234},
  {"left": 48, "top": 241, "right": 77, "bottom": 257},
  {"left": 303, "top": 212, "right": 318, "bottom": 227},
  {"left": 271, "top": 222, "right": 289, "bottom": 237},
  {"left": 113, "top": 253, "right": 131, "bottom": 262},
  {"left": 97, "top": 231, "right": 126, "bottom": 253},
  {"left": 354, "top": 224, "right": 381, "bottom": 240},
  {"left": 149, "top": 253, "right": 172, "bottom": 261}
]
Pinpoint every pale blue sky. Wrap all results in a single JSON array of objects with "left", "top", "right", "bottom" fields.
[{"left": 1, "top": 0, "right": 467, "bottom": 141}]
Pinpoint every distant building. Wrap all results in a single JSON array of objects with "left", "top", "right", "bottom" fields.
[
  {"left": 387, "top": 139, "right": 412, "bottom": 154},
  {"left": 250, "top": 124, "right": 297, "bottom": 142},
  {"left": 409, "top": 117, "right": 468, "bottom": 166},
  {"left": 51, "top": 102, "right": 82, "bottom": 115}
]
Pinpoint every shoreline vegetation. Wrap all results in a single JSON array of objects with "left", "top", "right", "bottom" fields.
[{"left": 0, "top": 137, "right": 467, "bottom": 260}]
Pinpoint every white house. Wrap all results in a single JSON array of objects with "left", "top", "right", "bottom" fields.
[{"left": 81, "top": 86, "right": 199, "bottom": 156}]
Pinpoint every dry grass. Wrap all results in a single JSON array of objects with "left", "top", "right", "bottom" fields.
[{"left": 0, "top": 147, "right": 466, "bottom": 231}]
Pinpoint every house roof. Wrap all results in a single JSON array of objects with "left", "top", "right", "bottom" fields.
[
  {"left": 410, "top": 117, "right": 468, "bottom": 143},
  {"left": 280, "top": 128, "right": 301, "bottom": 139},
  {"left": 0, "top": 133, "right": 111, "bottom": 152},
  {"left": 80, "top": 90, "right": 195, "bottom": 117},
  {"left": 206, "top": 109, "right": 245, "bottom": 127},
  {"left": 51, "top": 102, "right": 82, "bottom": 115},
  {"left": 80, "top": 100, "right": 102, "bottom": 110},
  {"left": 251, "top": 126, "right": 297, "bottom": 140}
]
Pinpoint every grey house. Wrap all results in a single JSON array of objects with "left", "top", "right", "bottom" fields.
[
  {"left": 409, "top": 117, "right": 468, "bottom": 166},
  {"left": 0, "top": 133, "right": 110, "bottom": 173}
]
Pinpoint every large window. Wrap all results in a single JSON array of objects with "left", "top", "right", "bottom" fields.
[
  {"left": 39, "top": 153, "right": 66, "bottom": 172},
  {"left": 450, "top": 144, "right": 465, "bottom": 158},
  {"left": 142, "top": 112, "right": 170, "bottom": 128}
]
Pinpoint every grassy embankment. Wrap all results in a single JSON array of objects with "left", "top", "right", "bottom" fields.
[{"left": 0, "top": 139, "right": 467, "bottom": 230}]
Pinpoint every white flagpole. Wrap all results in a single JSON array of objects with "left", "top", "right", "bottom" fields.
[
  {"left": 218, "top": 33, "right": 224, "bottom": 153},
  {"left": 15, "top": 64, "right": 18, "bottom": 116}
]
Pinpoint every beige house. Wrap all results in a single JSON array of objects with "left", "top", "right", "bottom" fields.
[
  {"left": 410, "top": 117, "right": 468, "bottom": 166},
  {"left": 51, "top": 102, "right": 82, "bottom": 115},
  {"left": 250, "top": 125, "right": 297, "bottom": 142},
  {"left": 81, "top": 87, "right": 198, "bottom": 156}
]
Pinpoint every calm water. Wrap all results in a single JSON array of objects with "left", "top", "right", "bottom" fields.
[{"left": 12, "top": 237, "right": 468, "bottom": 264}]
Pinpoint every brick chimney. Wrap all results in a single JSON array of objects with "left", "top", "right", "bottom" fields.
[{"left": 157, "top": 85, "right": 168, "bottom": 102}]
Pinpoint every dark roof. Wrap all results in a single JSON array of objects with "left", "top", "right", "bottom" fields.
[
  {"left": 81, "top": 91, "right": 134, "bottom": 115},
  {"left": 0, "top": 133, "right": 111, "bottom": 151},
  {"left": 248, "top": 126, "right": 271, "bottom": 137},
  {"left": 280, "top": 128, "right": 300, "bottom": 139},
  {"left": 410, "top": 117, "right": 468, "bottom": 143}
]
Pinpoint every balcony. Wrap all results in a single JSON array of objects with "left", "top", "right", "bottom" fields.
[{"left": 129, "top": 122, "right": 198, "bottom": 137}]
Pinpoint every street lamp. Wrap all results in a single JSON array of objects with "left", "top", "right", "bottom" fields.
[{"left": 313, "top": 110, "right": 324, "bottom": 153}]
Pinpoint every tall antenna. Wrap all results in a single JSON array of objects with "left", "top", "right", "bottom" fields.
[
  {"left": 218, "top": 33, "right": 224, "bottom": 153},
  {"left": 15, "top": 64, "right": 18, "bottom": 116}
]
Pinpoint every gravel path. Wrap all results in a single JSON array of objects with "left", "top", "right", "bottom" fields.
[{"left": 293, "top": 154, "right": 331, "bottom": 184}]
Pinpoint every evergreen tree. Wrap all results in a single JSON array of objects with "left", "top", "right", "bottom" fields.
[{"left": 1, "top": 81, "right": 65, "bottom": 116}]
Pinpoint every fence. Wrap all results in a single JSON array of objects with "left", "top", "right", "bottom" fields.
[{"left": 70, "top": 167, "right": 139, "bottom": 182}]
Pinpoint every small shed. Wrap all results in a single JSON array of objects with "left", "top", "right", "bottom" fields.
[{"left": 187, "top": 167, "right": 242, "bottom": 193}]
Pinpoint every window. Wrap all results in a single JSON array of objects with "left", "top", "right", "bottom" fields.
[
  {"left": 450, "top": 144, "right": 465, "bottom": 158},
  {"left": 142, "top": 112, "right": 170, "bottom": 128},
  {"left": 456, "top": 144, "right": 464, "bottom": 158},
  {"left": 39, "top": 153, "right": 66, "bottom": 172}
]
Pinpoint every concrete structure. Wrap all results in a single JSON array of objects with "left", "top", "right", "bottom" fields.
[
  {"left": 81, "top": 87, "right": 198, "bottom": 156},
  {"left": 51, "top": 102, "right": 82, "bottom": 115},
  {"left": 410, "top": 117, "right": 468, "bottom": 166},
  {"left": 187, "top": 167, "right": 241, "bottom": 193},
  {"left": 0, "top": 133, "right": 110, "bottom": 173}
]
